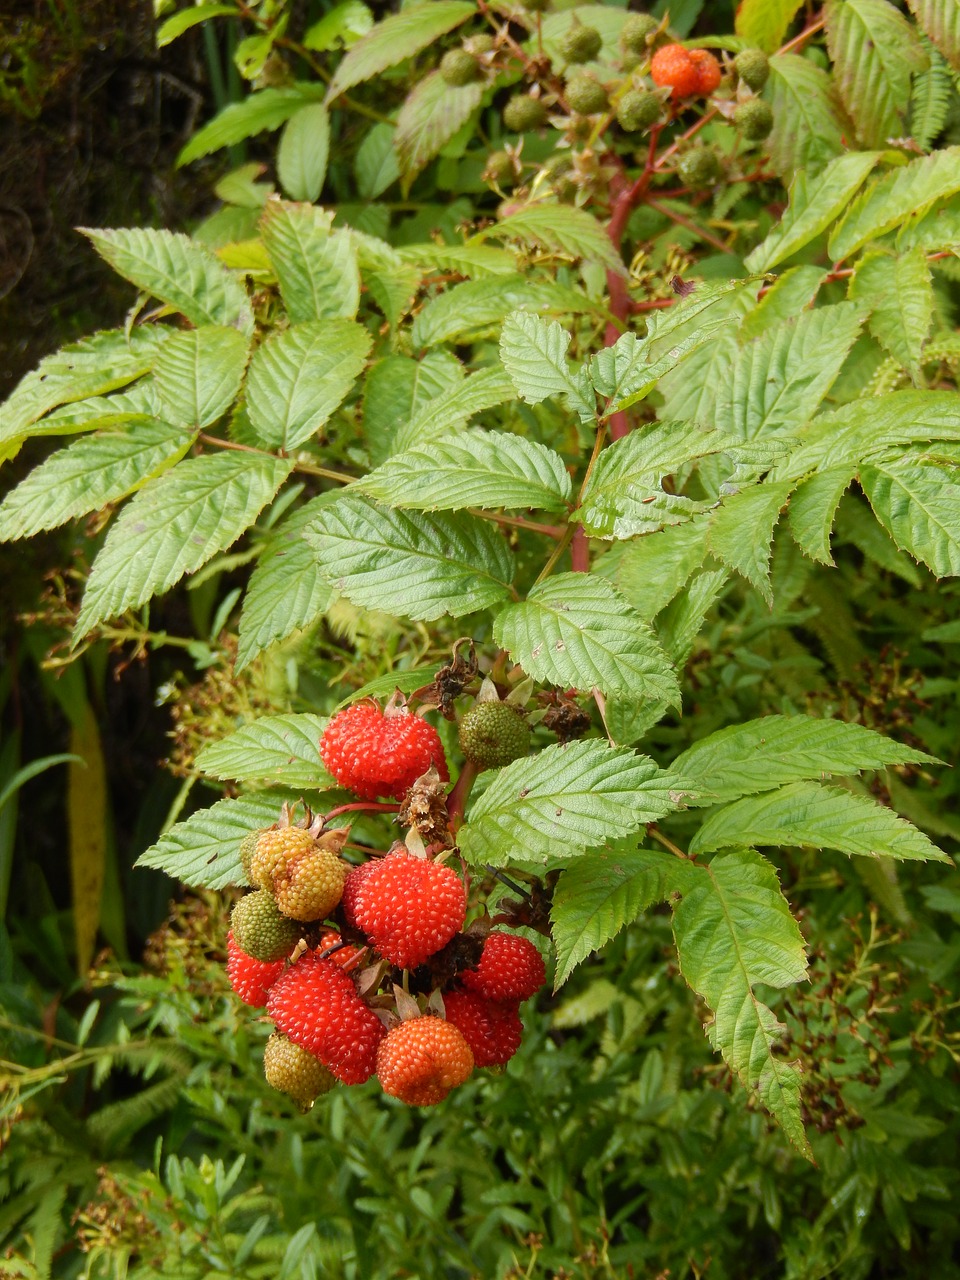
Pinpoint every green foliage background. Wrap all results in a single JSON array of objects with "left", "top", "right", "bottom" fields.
[{"left": 2, "top": 0, "right": 960, "bottom": 1276}]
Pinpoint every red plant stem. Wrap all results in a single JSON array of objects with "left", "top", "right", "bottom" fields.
[
  {"left": 323, "top": 800, "right": 400, "bottom": 821},
  {"left": 646, "top": 198, "right": 730, "bottom": 254},
  {"left": 779, "top": 15, "right": 826, "bottom": 55},
  {"left": 447, "top": 759, "right": 479, "bottom": 835},
  {"left": 570, "top": 525, "right": 590, "bottom": 572}
]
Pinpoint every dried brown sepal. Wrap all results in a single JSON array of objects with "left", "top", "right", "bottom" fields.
[
  {"left": 415, "top": 639, "right": 479, "bottom": 719},
  {"left": 537, "top": 692, "right": 591, "bottom": 743},
  {"left": 407, "top": 929, "right": 486, "bottom": 993},
  {"left": 398, "top": 765, "right": 451, "bottom": 847},
  {"left": 493, "top": 875, "right": 555, "bottom": 937}
]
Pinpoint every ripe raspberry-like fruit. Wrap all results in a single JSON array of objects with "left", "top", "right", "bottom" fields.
[
  {"left": 733, "top": 98, "right": 773, "bottom": 141},
  {"left": 230, "top": 890, "right": 301, "bottom": 962},
  {"left": 620, "top": 12, "right": 658, "bottom": 55},
  {"left": 617, "top": 89, "right": 662, "bottom": 132},
  {"left": 459, "top": 700, "right": 531, "bottom": 770},
  {"left": 689, "top": 48, "right": 722, "bottom": 96},
  {"left": 440, "top": 48, "right": 480, "bottom": 87},
  {"left": 559, "top": 22, "right": 602, "bottom": 65},
  {"left": 503, "top": 94, "right": 547, "bottom": 132},
  {"left": 376, "top": 1017, "right": 474, "bottom": 1105},
  {"left": 226, "top": 931, "right": 284, "bottom": 1007},
  {"left": 734, "top": 47, "right": 770, "bottom": 91},
  {"left": 341, "top": 858, "right": 377, "bottom": 929},
  {"left": 650, "top": 43, "right": 700, "bottom": 98},
  {"left": 317, "top": 928, "right": 365, "bottom": 971},
  {"left": 319, "top": 700, "right": 448, "bottom": 801},
  {"left": 248, "top": 826, "right": 317, "bottom": 891},
  {"left": 263, "top": 1032, "right": 336, "bottom": 1108},
  {"left": 461, "top": 931, "right": 546, "bottom": 1001},
  {"left": 273, "top": 848, "right": 347, "bottom": 922},
  {"left": 565, "top": 76, "right": 608, "bottom": 115},
  {"left": 267, "top": 951, "right": 384, "bottom": 1084},
  {"left": 443, "top": 991, "right": 523, "bottom": 1067},
  {"left": 353, "top": 850, "right": 466, "bottom": 970}
]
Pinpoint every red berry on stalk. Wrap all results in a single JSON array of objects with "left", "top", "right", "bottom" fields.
[
  {"left": 461, "top": 931, "right": 546, "bottom": 1002},
  {"left": 267, "top": 951, "right": 384, "bottom": 1084},
  {"left": 689, "top": 47, "right": 721, "bottom": 95},
  {"left": 353, "top": 849, "right": 466, "bottom": 970},
  {"left": 341, "top": 858, "right": 377, "bottom": 929},
  {"left": 376, "top": 1017, "right": 474, "bottom": 1106},
  {"left": 443, "top": 991, "right": 523, "bottom": 1067},
  {"left": 226, "top": 932, "right": 284, "bottom": 1007},
  {"left": 651, "top": 43, "right": 720, "bottom": 100},
  {"left": 319, "top": 700, "right": 449, "bottom": 801}
]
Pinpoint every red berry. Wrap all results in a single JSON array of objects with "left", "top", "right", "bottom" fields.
[
  {"left": 376, "top": 1017, "right": 474, "bottom": 1105},
  {"left": 319, "top": 701, "right": 449, "bottom": 801},
  {"left": 650, "top": 44, "right": 698, "bottom": 97},
  {"left": 461, "top": 931, "right": 546, "bottom": 1002},
  {"left": 353, "top": 850, "right": 466, "bottom": 970},
  {"left": 267, "top": 951, "right": 384, "bottom": 1084},
  {"left": 341, "top": 859, "right": 377, "bottom": 929},
  {"left": 689, "top": 47, "right": 721, "bottom": 95},
  {"left": 226, "top": 931, "right": 285, "bottom": 1007},
  {"left": 443, "top": 991, "right": 523, "bottom": 1067},
  {"left": 317, "top": 927, "right": 364, "bottom": 972}
]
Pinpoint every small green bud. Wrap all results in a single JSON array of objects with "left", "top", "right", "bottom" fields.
[
  {"left": 621, "top": 13, "right": 659, "bottom": 55},
  {"left": 676, "top": 146, "right": 721, "bottom": 189},
  {"left": 467, "top": 33, "right": 496, "bottom": 55},
  {"left": 733, "top": 98, "right": 773, "bottom": 140},
  {"left": 616, "top": 88, "right": 661, "bottom": 132},
  {"left": 733, "top": 48, "right": 770, "bottom": 90},
  {"left": 484, "top": 150, "right": 516, "bottom": 187},
  {"left": 565, "top": 75, "right": 609, "bottom": 114},
  {"left": 503, "top": 94, "right": 548, "bottom": 132},
  {"left": 440, "top": 48, "right": 480, "bottom": 86},
  {"left": 559, "top": 23, "right": 602, "bottom": 64}
]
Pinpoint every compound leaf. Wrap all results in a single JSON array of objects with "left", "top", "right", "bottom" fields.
[
  {"left": 500, "top": 312, "right": 595, "bottom": 419},
  {"left": 861, "top": 456, "right": 960, "bottom": 575}
]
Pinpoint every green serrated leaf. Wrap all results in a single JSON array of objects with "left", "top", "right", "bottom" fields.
[
  {"left": 829, "top": 146, "right": 960, "bottom": 261},
  {"left": 364, "top": 352, "right": 464, "bottom": 464},
  {"left": 476, "top": 202, "right": 627, "bottom": 276},
  {"left": 739, "top": 266, "right": 827, "bottom": 342},
  {"left": 551, "top": 844, "right": 677, "bottom": 988},
  {"left": 360, "top": 431, "right": 571, "bottom": 512},
  {"left": 715, "top": 303, "right": 863, "bottom": 441},
  {"left": 277, "top": 103, "right": 330, "bottom": 203},
  {"left": 392, "top": 366, "right": 516, "bottom": 454},
  {"left": 826, "top": 0, "right": 928, "bottom": 148},
  {"left": 735, "top": 0, "right": 804, "bottom": 50},
  {"left": 0, "top": 420, "right": 195, "bottom": 541},
  {"left": 326, "top": 1, "right": 475, "bottom": 99},
  {"left": 494, "top": 573, "right": 680, "bottom": 704},
  {"left": 766, "top": 53, "right": 846, "bottom": 177},
  {"left": 656, "top": 567, "right": 729, "bottom": 668},
  {"left": 136, "top": 792, "right": 317, "bottom": 888},
  {"left": 412, "top": 275, "right": 601, "bottom": 349},
  {"left": 395, "top": 242, "right": 518, "bottom": 278},
  {"left": 577, "top": 423, "right": 734, "bottom": 539},
  {"left": 394, "top": 71, "right": 484, "bottom": 182},
  {"left": 304, "top": 0, "right": 373, "bottom": 52},
  {"left": 910, "top": 38, "right": 953, "bottom": 150},
  {"left": 786, "top": 466, "right": 854, "bottom": 564},
  {"left": 304, "top": 494, "right": 515, "bottom": 621},
  {"left": 244, "top": 320, "right": 372, "bottom": 450},
  {"left": 861, "top": 457, "right": 960, "bottom": 575},
  {"left": 196, "top": 713, "right": 333, "bottom": 788},
  {"left": 82, "top": 227, "right": 254, "bottom": 334},
  {"left": 156, "top": 4, "right": 236, "bottom": 47},
  {"left": 499, "top": 312, "right": 595, "bottom": 419},
  {"left": 707, "top": 479, "right": 795, "bottom": 603},
  {"left": 612, "top": 516, "right": 714, "bottom": 619},
  {"left": 355, "top": 123, "right": 400, "bottom": 198},
  {"left": 672, "top": 847, "right": 811, "bottom": 1158},
  {"left": 154, "top": 326, "right": 249, "bottom": 429},
  {"left": 673, "top": 714, "right": 939, "bottom": 807},
  {"left": 260, "top": 201, "right": 361, "bottom": 322},
  {"left": 850, "top": 249, "right": 934, "bottom": 382},
  {"left": 745, "top": 152, "right": 881, "bottom": 273},
  {"left": 690, "top": 779, "right": 950, "bottom": 860},
  {"left": 458, "top": 739, "right": 690, "bottom": 868},
  {"left": 907, "top": 0, "right": 960, "bottom": 69},
  {"left": 236, "top": 496, "right": 337, "bottom": 670},
  {"left": 178, "top": 85, "right": 326, "bottom": 166},
  {"left": 76, "top": 452, "right": 292, "bottom": 638}
]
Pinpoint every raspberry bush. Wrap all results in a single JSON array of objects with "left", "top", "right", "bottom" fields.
[{"left": 2, "top": 0, "right": 959, "bottom": 1190}]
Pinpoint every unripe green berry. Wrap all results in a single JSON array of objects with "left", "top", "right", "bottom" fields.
[
  {"left": 484, "top": 150, "right": 515, "bottom": 186},
  {"left": 565, "top": 76, "right": 608, "bottom": 114},
  {"left": 677, "top": 146, "right": 721, "bottom": 189},
  {"left": 231, "top": 890, "right": 302, "bottom": 962},
  {"left": 621, "top": 13, "right": 658, "bottom": 54},
  {"left": 239, "top": 830, "right": 259, "bottom": 881},
  {"left": 467, "top": 33, "right": 495, "bottom": 55},
  {"left": 616, "top": 88, "right": 661, "bottom": 132},
  {"left": 459, "top": 701, "right": 531, "bottom": 770},
  {"left": 273, "top": 849, "right": 347, "bottom": 922},
  {"left": 440, "top": 48, "right": 480, "bottom": 86},
  {"left": 734, "top": 48, "right": 770, "bottom": 90},
  {"left": 264, "top": 1032, "right": 336, "bottom": 1109},
  {"left": 733, "top": 98, "right": 773, "bottom": 141},
  {"left": 559, "top": 23, "right": 602, "bottom": 64},
  {"left": 503, "top": 94, "right": 547, "bottom": 132}
]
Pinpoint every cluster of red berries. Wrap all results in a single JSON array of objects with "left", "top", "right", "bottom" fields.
[{"left": 224, "top": 695, "right": 545, "bottom": 1110}]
